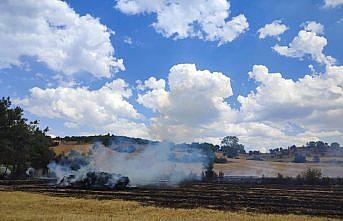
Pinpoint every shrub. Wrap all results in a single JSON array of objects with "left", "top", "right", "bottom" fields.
[
  {"left": 300, "top": 168, "right": 322, "bottom": 184},
  {"left": 223, "top": 147, "right": 239, "bottom": 158},
  {"left": 293, "top": 154, "right": 306, "bottom": 163}
]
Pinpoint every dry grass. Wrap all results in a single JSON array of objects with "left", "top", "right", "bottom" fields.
[
  {"left": 51, "top": 144, "right": 92, "bottom": 155},
  {"left": 0, "top": 191, "right": 338, "bottom": 221},
  {"left": 214, "top": 158, "right": 343, "bottom": 177}
]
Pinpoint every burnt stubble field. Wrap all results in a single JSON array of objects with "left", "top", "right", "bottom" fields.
[{"left": 1, "top": 180, "right": 342, "bottom": 218}]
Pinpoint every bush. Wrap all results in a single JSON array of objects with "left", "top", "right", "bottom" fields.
[
  {"left": 223, "top": 147, "right": 239, "bottom": 158},
  {"left": 293, "top": 154, "right": 306, "bottom": 163},
  {"left": 300, "top": 168, "right": 322, "bottom": 184}
]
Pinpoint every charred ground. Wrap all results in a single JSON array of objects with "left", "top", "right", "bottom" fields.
[{"left": 1, "top": 179, "right": 342, "bottom": 218}]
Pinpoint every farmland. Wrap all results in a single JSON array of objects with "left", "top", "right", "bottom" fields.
[
  {"left": 2, "top": 191, "right": 339, "bottom": 221},
  {"left": 51, "top": 143, "right": 92, "bottom": 155},
  {"left": 5, "top": 139, "right": 343, "bottom": 220},
  {"left": 1, "top": 180, "right": 343, "bottom": 219},
  {"left": 51, "top": 142, "right": 343, "bottom": 178},
  {"left": 214, "top": 158, "right": 343, "bottom": 177}
]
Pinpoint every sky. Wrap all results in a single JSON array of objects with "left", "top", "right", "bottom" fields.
[{"left": 0, "top": 0, "right": 342, "bottom": 151}]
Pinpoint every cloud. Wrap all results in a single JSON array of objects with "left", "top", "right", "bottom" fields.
[
  {"left": 136, "top": 63, "right": 343, "bottom": 150},
  {"left": 124, "top": 36, "right": 133, "bottom": 45},
  {"left": 273, "top": 22, "right": 335, "bottom": 65},
  {"left": 115, "top": 0, "right": 249, "bottom": 45},
  {"left": 137, "top": 77, "right": 166, "bottom": 90},
  {"left": 258, "top": 20, "right": 288, "bottom": 40},
  {"left": 0, "top": 0, "right": 124, "bottom": 78},
  {"left": 237, "top": 65, "right": 343, "bottom": 141},
  {"left": 238, "top": 65, "right": 343, "bottom": 124},
  {"left": 14, "top": 79, "right": 149, "bottom": 138},
  {"left": 303, "top": 21, "right": 324, "bottom": 35},
  {"left": 137, "top": 64, "right": 236, "bottom": 141},
  {"left": 323, "top": 0, "right": 343, "bottom": 8},
  {"left": 15, "top": 62, "right": 343, "bottom": 150}
]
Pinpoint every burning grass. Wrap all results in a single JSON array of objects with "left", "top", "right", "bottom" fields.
[{"left": 0, "top": 191, "right": 339, "bottom": 221}]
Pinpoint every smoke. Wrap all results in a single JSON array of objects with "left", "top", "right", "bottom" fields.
[
  {"left": 48, "top": 141, "right": 210, "bottom": 186},
  {"left": 0, "top": 166, "right": 11, "bottom": 177}
]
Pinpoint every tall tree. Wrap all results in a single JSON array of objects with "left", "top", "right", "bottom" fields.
[
  {"left": 0, "top": 97, "right": 55, "bottom": 176},
  {"left": 221, "top": 136, "right": 246, "bottom": 158},
  {"left": 221, "top": 136, "right": 239, "bottom": 147}
]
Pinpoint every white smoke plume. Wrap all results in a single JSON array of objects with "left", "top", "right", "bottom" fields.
[{"left": 48, "top": 141, "right": 211, "bottom": 186}]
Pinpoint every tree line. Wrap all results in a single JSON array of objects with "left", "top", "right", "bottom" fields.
[{"left": 0, "top": 97, "right": 55, "bottom": 177}]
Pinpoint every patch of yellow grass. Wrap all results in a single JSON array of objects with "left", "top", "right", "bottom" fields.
[
  {"left": 214, "top": 158, "right": 343, "bottom": 177},
  {"left": 0, "top": 191, "right": 338, "bottom": 221},
  {"left": 51, "top": 144, "right": 92, "bottom": 155}
]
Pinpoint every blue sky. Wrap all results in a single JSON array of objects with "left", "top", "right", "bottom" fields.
[{"left": 0, "top": 0, "right": 342, "bottom": 150}]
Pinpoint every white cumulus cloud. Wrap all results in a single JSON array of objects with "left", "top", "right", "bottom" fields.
[
  {"left": 323, "top": 0, "right": 343, "bottom": 8},
  {"left": 15, "top": 63, "right": 343, "bottom": 150},
  {"left": 258, "top": 20, "right": 289, "bottom": 40},
  {"left": 14, "top": 79, "right": 149, "bottom": 138},
  {"left": 137, "top": 77, "right": 166, "bottom": 90},
  {"left": 238, "top": 65, "right": 343, "bottom": 138},
  {"left": 115, "top": 0, "right": 249, "bottom": 45},
  {"left": 303, "top": 21, "right": 324, "bottom": 35},
  {"left": 273, "top": 22, "right": 335, "bottom": 65},
  {"left": 137, "top": 63, "right": 343, "bottom": 150},
  {"left": 137, "top": 64, "right": 237, "bottom": 142},
  {"left": 0, "top": 0, "right": 124, "bottom": 78}
]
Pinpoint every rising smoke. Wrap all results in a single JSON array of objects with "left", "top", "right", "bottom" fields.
[{"left": 48, "top": 141, "right": 211, "bottom": 186}]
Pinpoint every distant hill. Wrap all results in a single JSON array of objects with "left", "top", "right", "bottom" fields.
[
  {"left": 50, "top": 134, "right": 216, "bottom": 157},
  {"left": 52, "top": 134, "right": 156, "bottom": 146},
  {"left": 50, "top": 134, "right": 157, "bottom": 155}
]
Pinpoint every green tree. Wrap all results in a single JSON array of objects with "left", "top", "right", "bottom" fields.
[
  {"left": 28, "top": 121, "right": 55, "bottom": 172},
  {"left": 330, "top": 142, "right": 340, "bottom": 149},
  {"left": 0, "top": 97, "right": 30, "bottom": 175},
  {"left": 0, "top": 97, "right": 55, "bottom": 176},
  {"left": 221, "top": 136, "right": 245, "bottom": 158},
  {"left": 221, "top": 136, "right": 239, "bottom": 147},
  {"left": 0, "top": 97, "right": 12, "bottom": 170}
]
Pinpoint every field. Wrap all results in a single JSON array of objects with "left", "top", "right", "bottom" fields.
[
  {"left": 1, "top": 180, "right": 342, "bottom": 220},
  {"left": 39, "top": 143, "right": 343, "bottom": 220},
  {"left": 214, "top": 158, "right": 343, "bottom": 177},
  {"left": 52, "top": 143, "right": 92, "bottom": 155},
  {"left": 0, "top": 191, "right": 340, "bottom": 221},
  {"left": 52, "top": 143, "right": 343, "bottom": 178}
]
